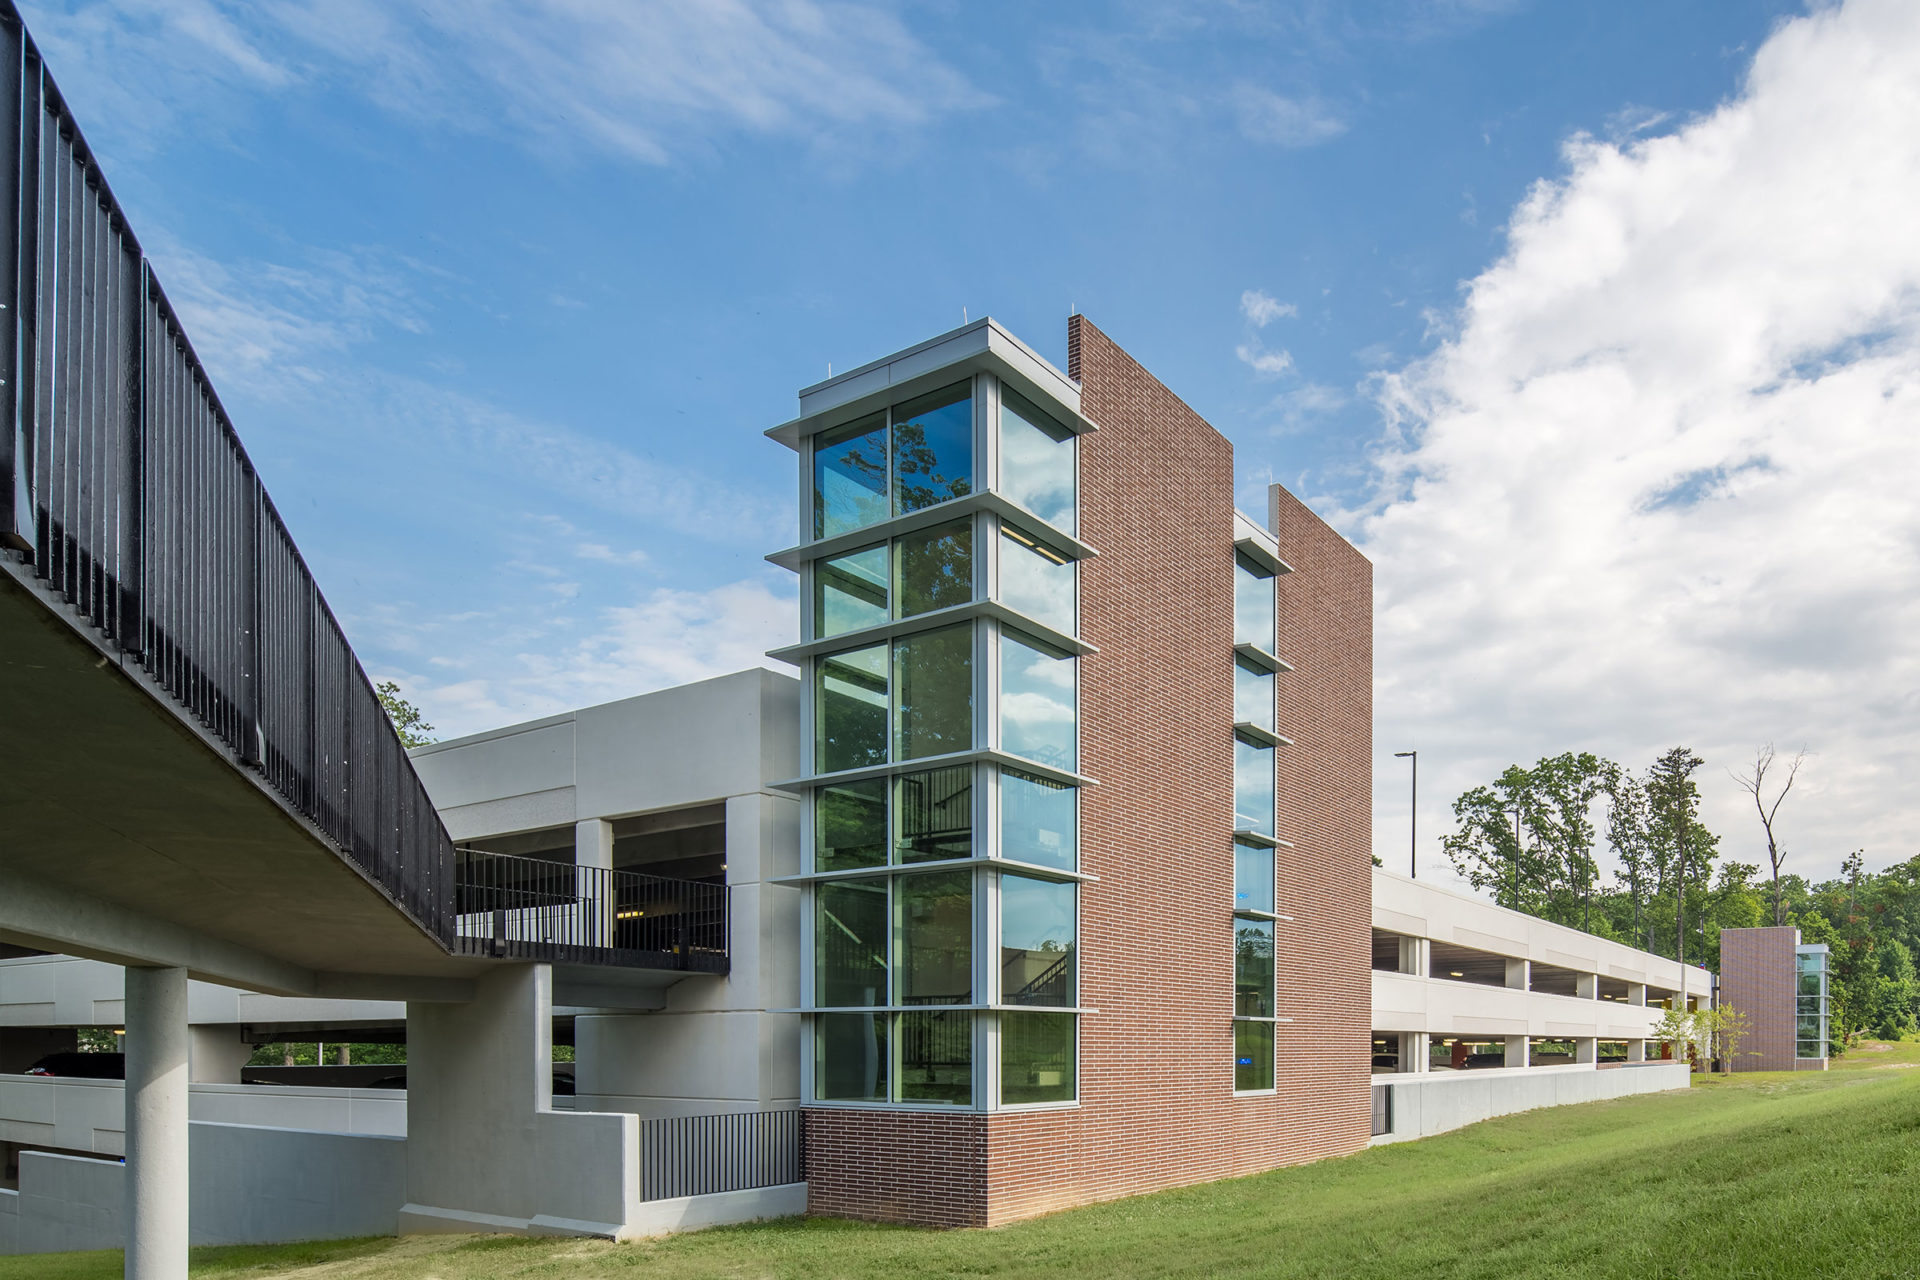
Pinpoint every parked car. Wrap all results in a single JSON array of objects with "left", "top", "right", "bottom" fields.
[{"left": 24, "top": 1052, "right": 125, "bottom": 1079}]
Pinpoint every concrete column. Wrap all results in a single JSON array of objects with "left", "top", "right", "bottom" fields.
[
  {"left": 1628, "top": 1040, "right": 1647, "bottom": 1063},
  {"left": 1504, "top": 1035, "right": 1529, "bottom": 1068},
  {"left": 1629, "top": 982, "right": 1647, "bottom": 1007},
  {"left": 1505, "top": 958, "right": 1529, "bottom": 990},
  {"left": 576, "top": 818, "right": 615, "bottom": 947},
  {"left": 1398, "top": 936, "right": 1421, "bottom": 976},
  {"left": 125, "top": 965, "right": 190, "bottom": 1280},
  {"left": 1400, "top": 1031, "right": 1429, "bottom": 1073},
  {"left": 1577, "top": 973, "right": 1598, "bottom": 1000},
  {"left": 1576, "top": 1038, "right": 1598, "bottom": 1065}
]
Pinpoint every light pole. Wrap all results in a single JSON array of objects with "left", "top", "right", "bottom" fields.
[{"left": 1393, "top": 751, "right": 1417, "bottom": 877}]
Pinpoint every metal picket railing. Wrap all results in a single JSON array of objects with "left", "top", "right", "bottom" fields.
[
  {"left": 453, "top": 849, "right": 728, "bottom": 972},
  {"left": 637, "top": 1110, "right": 804, "bottom": 1201}
]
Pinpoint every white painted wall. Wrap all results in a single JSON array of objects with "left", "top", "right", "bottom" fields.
[
  {"left": 0, "top": 954, "right": 404, "bottom": 1033},
  {"left": 1372, "top": 1062, "right": 1691, "bottom": 1144}
]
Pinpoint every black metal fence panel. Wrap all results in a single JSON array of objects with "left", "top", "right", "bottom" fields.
[
  {"left": 0, "top": 3, "right": 455, "bottom": 947},
  {"left": 637, "top": 1110, "right": 804, "bottom": 1202},
  {"left": 453, "top": 849, "right": 729, "bottom": 974}
]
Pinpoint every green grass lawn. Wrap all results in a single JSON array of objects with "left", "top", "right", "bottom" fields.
[{"left": 7, "top": 1042, "right": 1918, "bottom": 1280}]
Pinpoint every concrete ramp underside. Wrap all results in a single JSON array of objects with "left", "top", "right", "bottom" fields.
[{"left": 0, "top": 569, "right": 467, "bottom": 986}]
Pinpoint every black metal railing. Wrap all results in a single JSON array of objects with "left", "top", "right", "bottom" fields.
[
  {"left": 637, "top": 1110, "right": 803, "bottom": 1201},
  {"left": 1370, "top": 1083, "right": 1394, "bottom": 1138},
  {"left": 453, "top": 849, "right": 728, "bottom": 973},
  {"left": 0, "top": 3, "right": 458, "bottom": 946}
]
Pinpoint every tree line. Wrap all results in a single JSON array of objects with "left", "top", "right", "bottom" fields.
[{"left": 1442, "top": 745, "right": 1918, "bottom": 1053}]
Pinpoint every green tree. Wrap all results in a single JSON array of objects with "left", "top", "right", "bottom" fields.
[
  {"left": 376, "top": 680, "right": 436, "bottom": 749},
  {"left": 1645, "top": 747, "right": 1715, "bottom": 966},
  {"left": 1443, "top": 765, "right": 1540, "bottom": 911}
]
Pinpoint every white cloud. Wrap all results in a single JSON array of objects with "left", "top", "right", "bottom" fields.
[
  {"left": 1355, "top": 0, "right": 1920, "bottom": 887},
  {"left": 1240, "top": 289, "right": 1297, "bottom": 327},
  {"left": 400, "top": 574, "right": 798, "bottom": 739},
  {"left": 1235, "top": 341, "right": 1295, "bottom": 378},
  {"left": 24, "top": 0, "right": 982, "bottom": 163},
  {"left": 1231, "top": 84, "right": 1346, "bottom": 148}
]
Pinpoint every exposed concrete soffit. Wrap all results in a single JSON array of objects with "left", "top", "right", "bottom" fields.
[{"left": 0, "top": 867, "right": 480, "bottom": 1003}]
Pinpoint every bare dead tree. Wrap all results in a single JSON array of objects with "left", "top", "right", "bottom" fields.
[{"left": 1732, "top": 744, "right": 1807, "bottom": 926}]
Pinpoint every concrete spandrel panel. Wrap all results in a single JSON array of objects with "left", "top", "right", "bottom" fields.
[
  {"left": 437, "top": 789, "right": 577, "bottom": 843},
  {"left": 411, "top": 720, "right": 576, "bottom": 812},
  {"left": 572, "top": 673, "right": 775, "bottom": 819}
]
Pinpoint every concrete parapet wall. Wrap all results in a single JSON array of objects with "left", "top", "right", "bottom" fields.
[
  {"left": 1371, "top": 1062, "right": 1690, "bottom": 1145},
  {"left": 0, "top": 1075, "right": 406, "bottom": 1158},
  {"left": 0, "top": 1122, "right": 405, "bottom": 1255}
]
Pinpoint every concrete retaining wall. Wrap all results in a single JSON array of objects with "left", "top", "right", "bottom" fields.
[
  {"left": 0, "top": 1122, "right": 406, "bottom": 1255},
  {"left": 1371, "top": 1061, "right": 1691, "bottom": 1144},
  {"left": 0, "top": 1075, "right": 406, "bottom": 1158}
]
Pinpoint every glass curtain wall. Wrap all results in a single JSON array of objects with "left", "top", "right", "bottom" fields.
[
  {"left": 807, "top": 373, "right": 1084, "bottom": 1109},
  {"left": 1796, "top": 947, "right": 1829, "bottom": 1059}
]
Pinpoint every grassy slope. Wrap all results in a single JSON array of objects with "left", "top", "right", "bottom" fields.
[{"left": 7, "top": 1043, "right": 1917, "bottom": 1280}]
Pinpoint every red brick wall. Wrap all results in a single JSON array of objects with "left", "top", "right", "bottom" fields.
[
  {"left": 1268, "top": 485, "right": 1376, "bottom": 1158},
  {"left": 1719, "top": 926, "right": 1799, "bottom": 1071},
  {"left": 803, "top": 316, "right": 1374, "bottom": 1226}
]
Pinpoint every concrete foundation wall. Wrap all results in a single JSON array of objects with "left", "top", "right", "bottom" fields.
[
  {"left": 0, "top": 1123, "right": 406, "bottom": 1255},
  {"left": 1371, "top": 1062, "right": 1690, "bottom": 1144}
]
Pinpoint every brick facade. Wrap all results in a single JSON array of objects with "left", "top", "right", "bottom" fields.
[
  {"left": 803, "top": 316, "right": 1374, "bottom": 1225},
  {"left": 1719, "top": 926, "right": 1823, "bottom": 1072}
]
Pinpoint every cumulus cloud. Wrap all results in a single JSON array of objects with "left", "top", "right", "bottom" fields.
[
  {"left": 1356, "top": 0, "right": 1920, "bottom": 886},
  {"left": 1241, "top": 289, "right": 1297, "bottom": 327},
  {"left": 1236, "top": 341, "right": 1295, "bottom": 378}
]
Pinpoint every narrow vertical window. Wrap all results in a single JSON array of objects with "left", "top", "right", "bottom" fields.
[
  {"left": 999, "top": 527, "right": 1076, "bottom": 635},
  {"left": 1001, "top": 1011, "right": 1075, "bottom": 1105},
  {"left": 1233, "top": 738, "right": 1275, "bottom": 837},
  {"left": 815, "top": 778, "right": 887, "bottom": 871},
  {"left": 1233, "top": 656, "right": 1274, "bottom": 732},
  {"left": 1000, "top": 631, "right": 1077, "bottom": 770},
  {"left": 894, "top": 766, "right": 973, "bottom": 863},
  {"left": 891, "top": 383, "right": 972, "bottom": 515},
  {"left": 895, "top": 871, "right": 973, "bottom": 1005},
  {"left": 816, "top": 879, "right": 888, "bottom": 1007},
  {"left": 1234, "top": 840, "right": 1274, "bottom": 916},
  {"left": 1001, "top": 875, "right": 1076, "bottom": 1007},
  {"left": 895, "top": 521, "right": 973, "bottom": 618},
  {"left": 1001, "top": 770, "right": 1077, "bottom": 871},
  {"left": 1234, "top": 552, "right": 1276, "bottom": 653},
  {"left": 998, "top": 387, "right": 1076, "bottom": 533},
  {"left": 816, "top": 645, "right": 888, "bottom": 772},
  {"left": 813, "top": 412, "right": 887, "bottom": 540},
  {"left": 893, "top": 625, "right": 973, "bottom": 760}
]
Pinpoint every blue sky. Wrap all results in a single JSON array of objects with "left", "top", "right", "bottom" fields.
[{"left": 25, "top": 0, "right": 1920, "bottom": 887}]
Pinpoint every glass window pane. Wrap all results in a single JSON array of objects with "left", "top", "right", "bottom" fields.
[
  {"left": 999, "top": 528, "right": 1076, "bottom": 635},
  {"left": 1001, "top": 1011, "right": 1075, "bottom": 1105},
  {"left": 1235, "top": 1020, "right": 1274, "bottom": 1092},
  {"left": 813, "top": 412, "right": 887, "bottom": 540},
  {"left": 817, "top": 645, "right": 888, "bottom": 773},
  {"left": 1001, "top": 631, "right": 1076, "bottom": 770},
  {"left": 999, "top": 387, "right": 1075, "bottom": 533},
  {"left": 1235, "top": 554, "right": 1275, "bottom": 653},
  {"left": 896, "top": 870, "right": 972, "bottom": 1005},
  {"left": 1236, "top": 919, "right": 1275, "bottom": 1017},
  {"left": 1234, "top": 841, "right": 1274, "bottom": 915},
  {"left": 898, "top": 1010, "right": 972, "bottom": 1105},
  {"left": 817, "top": 879, "right": 888, "bottom": 1007},
  {"left": 892, "top": 382, "right": 973, "bottom": 516},
  {"left": 815, "top": 1012, "right": 887, "bottom": 1102},
  {"left": 896, "top": 521, "right": 973, "bottom": 618},
  {"left": 1234, "top": 657, "right": 1274, "bottom": 730},
  {"left": 893, "top": 625, "right": 973, "bottom": 760},
  {"left": 1001, "top": 875, "right": 1075, "bottom": 1007},
  {"left": 815, "top": 545, "right": 888, "bottom": 639},
  {"left": 1234, "top": 738, "right": 1275, "bottom": 836},
  {"left": 895, "top": 765, "right": 973, "bottom": 863},
  {"left": 1001, "top": 770, "right": 1076, "bottom": 871},
  {"left": 816, "top": 778, "right": 887, "bottom": 872}
]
